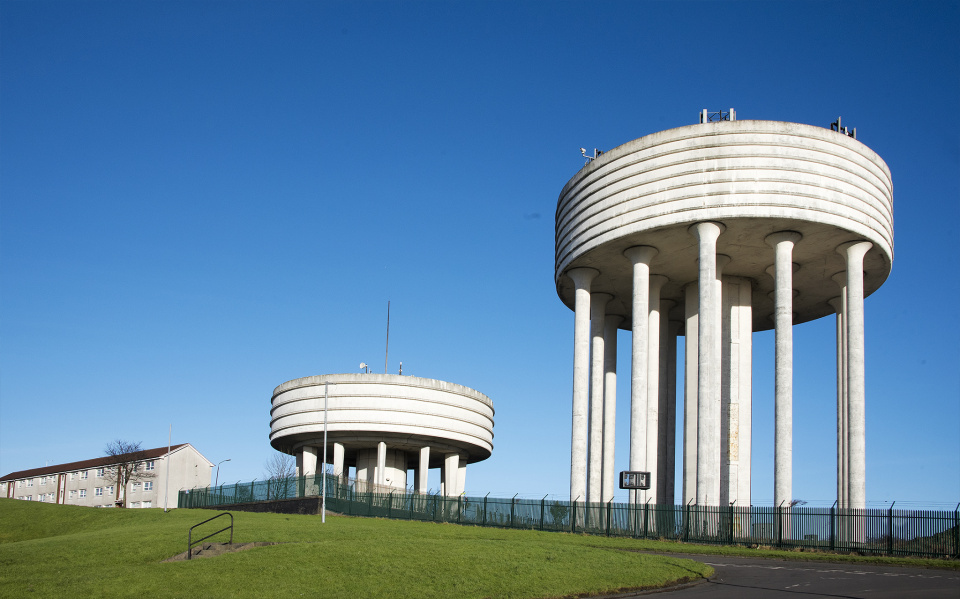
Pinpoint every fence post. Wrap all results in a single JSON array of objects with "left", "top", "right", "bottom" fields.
[
  {"left": 458, "top": 496, "right": 462, "bottom": 525},
  {"left": 388, "top": 492, "right": 393, "bottom": 519},
  {"left": 433, "top": 494, "right": 438, "bottom": 522},
  {"left": 777, "top": 502, "right": 783, "bottom": 549},
  {"left": 483, "top": 493, "right": 488, "bottom": 527},
  {"left": 571, "top": 498, "right": 578, "bottom": 534},
  {"left": 643, "top": 500, "right": 649, "bottom": 539},
  {"left": 683, "top": 501, "right": 690, "bottom": 542},
  {"left": 606, "top": 500, "right": 612, "bottom": 537},
  {"left": 954, "top": 504, "right": 959, "bottom": 559},
  {"left": 540, "top": 495, "right": 546, "bottom": 531},
  {"left": 830, "top": 501, "right": 836, "bottom": 552},
  {"left": 729, "top": 502, "right": 735, "bottom": 545},
  {"left": 510, "top": 493, "right": 518, "bottom": 529},
  {"left": 887, "top": 501, "right": 895, "bottom": 556}
]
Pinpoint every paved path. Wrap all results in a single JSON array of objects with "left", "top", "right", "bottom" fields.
[{"left": 633, "top": 554, "right": 960, "bottom": 598}]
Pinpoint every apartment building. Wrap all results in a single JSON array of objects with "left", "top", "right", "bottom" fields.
[{"left": 0, "top": 443, "right": 212, "bottom": 508}]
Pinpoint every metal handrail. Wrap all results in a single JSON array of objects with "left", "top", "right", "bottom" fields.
[{"left": 187, "top": 512, "right": 233, "bottom": 560}]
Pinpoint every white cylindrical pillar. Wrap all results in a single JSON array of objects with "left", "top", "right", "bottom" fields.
[
  {"left": 602, "top": 314, "right": 623, "bottom": 503},
  {"left": 665, "top": 319, "right": 680, "bottom": 507},
  {"left": 623, "top": 246, "right": 658, "bottom": 504},
  {"left": 589, "top": 292, "right": 612, "bottom": 504},
  {"left": 838, "top": 241, "right": 872, "bottom": 511},
  {"left": 767, "top": 231, "right": 801, "bottom": 510},
  {"left": 333, "top": 443, "right": 345, "bottom": 481},
  {"left": 443, "top": 453, "right": 460, "bottom": 498},
  {"left": 692, "top": 221, "right": 723, "bottom": 506},
  {"left": 656, "top": 297, "right": 675, "bottom": 505},
  {"left": 457, "top": 462, "right": 467, "bottom": 495},
  {"left": 567, "top": 267, "right": 599, "bottom": 503},
  {"left": 828, "top": 286, "right": 847, "bottom": 509},
  {"left": 646, "top": 275, "right": 667, "bottom": 504},
  {"left": 416, "top": 446, "right": 430, "bottom": 493},
  {"left": 719, "top": 275, "right": 753, "bottom": 508},
  {"left": 302, "top": 446, "right": 318, "bottom": 476},
  {"left": 682, "top": 283, "right": 698, "bottom": 506},
  {"left": 377, "top": 441, "right": 387, "bottom": 488}
]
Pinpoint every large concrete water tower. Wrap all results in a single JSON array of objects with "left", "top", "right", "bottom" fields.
[
  {"left": 270, "top": 374, "right": 494, "bottom": 496},
  {"left": 555, "top": 114, "right": 893, "bottom": 510}
]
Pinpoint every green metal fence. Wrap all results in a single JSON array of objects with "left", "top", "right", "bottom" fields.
[{"left": 178, "top": 473, "right": 959, "bottom": 559}]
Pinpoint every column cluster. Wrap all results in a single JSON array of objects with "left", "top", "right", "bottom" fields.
[
  {"left": 566, "top": 223, "right": 873, "bottom": 509},
  {"left": 297, "top": 443, "right": 468, "bottom": 497}
]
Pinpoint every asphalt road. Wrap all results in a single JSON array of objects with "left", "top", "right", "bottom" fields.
[{"left": 630, "top": 554, "right": 960, "bottom": 598}]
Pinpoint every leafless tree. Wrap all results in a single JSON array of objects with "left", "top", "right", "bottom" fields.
[
  {"left": 103, "top": 440, "right": 156, "bottom": 507},
  {"left": 263, "top": 451, "right": 296, "bottom": 499}
]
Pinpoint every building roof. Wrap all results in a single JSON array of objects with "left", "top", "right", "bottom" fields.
[{"left": 0, "top": 444, "right": 189, "bottom": 482}]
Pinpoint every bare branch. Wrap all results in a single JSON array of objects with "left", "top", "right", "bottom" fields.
[
  {"left": 263, "top": 452, "right": 296, "bottom": 481},
  {"left": 103, "top": 439, "right": 156, "bottom": 507}
]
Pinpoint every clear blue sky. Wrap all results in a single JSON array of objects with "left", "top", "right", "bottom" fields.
[{"left": 2, "top": 1, "right": 957, "bottom": 508}]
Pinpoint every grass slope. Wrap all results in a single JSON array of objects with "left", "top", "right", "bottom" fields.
[{"left": 0, "top": 500, "right": 710, "bottom": 598}]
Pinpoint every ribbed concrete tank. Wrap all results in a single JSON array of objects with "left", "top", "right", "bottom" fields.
[
  {"left": 556, "top": 119, "right": 893, "bottom": 512},
  {"left": 270, "top": 374, "right": 494, "bottom": 496}
]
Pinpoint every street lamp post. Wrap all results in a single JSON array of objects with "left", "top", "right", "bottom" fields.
[{"left": 215, "top": 459, "right": 231, "bottom": 488}]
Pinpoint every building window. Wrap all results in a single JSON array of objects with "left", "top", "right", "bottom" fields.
[
  {"left": 27, "top": 479, "right": 33, "bottom": 487},
  {"left": 69, "top": 490, "right": 76, "bottom": 499},
  {"left": 146, "top": 460, "right": 155, "bottom": 471},
  {"left": 141, "top": 501, "right": 152, "bottom": 508},
  {"left": 106, "top": 486, "right": 114, "bottom": 495},
  {"left": 69, "top": 472, "right": 75, "bottom": 481},
  {"left": 95, "top": 487, "right": 103, "bottom": 497},
  {"left": 132, "top": 482, "right": 140, "bottom": 492},
  {"left": 80, "top": 471, "right": 88, "bottom": 480},
  {"left": 79, "top": 489, "right": 86, "bottom": 498},
  {"left": 96, "top": 468, "right": 104, "bottom": 478},
  {"left": 144, "top": 482, "right": 153, "bottom": 491},
  {"left": 130, "top": 502, "right": 140, "bottom": 508}
]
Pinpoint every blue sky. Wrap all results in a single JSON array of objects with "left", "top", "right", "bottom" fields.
[{"left": 2, "top": 1, "right": 957, "bottom": 508}]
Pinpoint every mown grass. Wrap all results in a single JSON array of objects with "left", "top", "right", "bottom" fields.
[{"left": 0, "top": 499, "right": 711, "bottom": 598}]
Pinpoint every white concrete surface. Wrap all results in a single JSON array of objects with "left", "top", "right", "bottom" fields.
[
  {"left": 555, "top": 119, "right": 893, "bottom": 506},
  {"left": 588, "top": 292, "right": 612, "bottom": 504},
  {"left": 567, "top": 267, "right": 598, "bottom": 503},
  {"left": 271, "top": 373, "right": 494, "bottom": 496},
  {"left": 767, "top": 231, "right": 802, "bottom": 509},
  {"left": 602, "top": 315, "right": 622, "bottom": 503},
  {"left": 623, "top": 246, "right": 657, "bottom": 504}
]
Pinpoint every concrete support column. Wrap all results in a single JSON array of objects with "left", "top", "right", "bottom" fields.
[
  {"left": 443, "top": 453, "right": 460, "bottom": 498},
  {"left": 828, "top": 287, "right": 847, "bottom": 509},
  {"left": 720, "top": 276, "right": 753, "bottom": 508},
  {"left": 416, "top": 446, "right": 430, "bottom": 493},
  {"left": 602, "top": 315, "right": 623, "bottom": 503},
  {"left": 646, "top": 275, "right": 667, "bottom": 504},
  {"left": 838, "top": 241, "right": 872, "bottom": 511},
  {"left": 457, "top": 462, "right": 467, "bottom": 495},
  {"left": 588, "top": 292, "right": 612, "bottom": 504},
  {"left": 713, "top": 255, "right": 730, "bottom": 506},
  {"left": 623, "top": 246, "right": 658, "bottom": 504},
  {"left": 682, "top": 283, "right": 698, "bottom": 506},
  {"left": 333, "top": 443, "right": 345, "bottom": 481},
  {"left": 301, "top": 446, "right": 318, "bottom": 477},
  {"left": 665, "top": 319, "right": 680, "bottom": 506},
  {"left": 656, "top": 297, "right": 675, "bottom": 505},
  {"left": 377, "top": 441, "right": 387, "bottom": 488},
  {"left": 766, "top": 231, "right": 801, "bottom": 510},
  {"left": 567, "top": 267, "right": 599, "bottom": 503},
  {"left": 692, "top": 221, "right": 723, "bottom": 506}
]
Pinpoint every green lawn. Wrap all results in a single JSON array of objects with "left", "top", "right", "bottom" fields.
[{"left": 0, "top": 499, "right": 711, "bottom": 598}]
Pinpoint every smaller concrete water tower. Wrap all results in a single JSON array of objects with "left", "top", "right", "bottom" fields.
[{"left": 270, "top": 373, "right": 494, "bottom": 496}]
